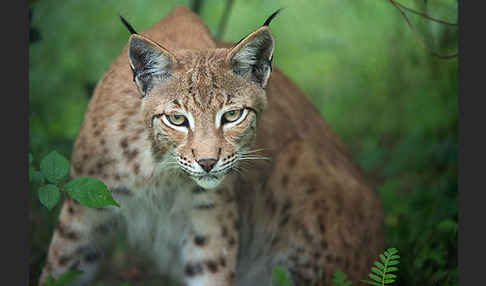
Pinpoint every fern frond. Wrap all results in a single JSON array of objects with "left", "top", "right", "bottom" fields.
[{"left": 362, "top": 248, "right": 400, "bottom": 286}]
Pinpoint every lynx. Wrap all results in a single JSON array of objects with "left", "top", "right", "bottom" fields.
[{"left": 39, "top": 6, "right": 384, "bottom": 286}]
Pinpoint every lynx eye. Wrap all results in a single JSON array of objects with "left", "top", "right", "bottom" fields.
[
  {"left": 223, "top": 109, "right": 244, "bottom": 124},
  {"left": 165, "top": 114, "right": 188, "bottom": 126}
]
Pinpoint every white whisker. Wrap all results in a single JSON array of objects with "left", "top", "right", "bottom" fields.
[
  {"left": 239, "top": 148, "right": 267, "bottom": 155},
  {"left": 238, "top": 156, "right": 271, "bottom": 161}
]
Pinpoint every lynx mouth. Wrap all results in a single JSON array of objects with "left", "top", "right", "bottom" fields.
[{"left": 192, "top": 174, "right": 224, "bottom": 189}]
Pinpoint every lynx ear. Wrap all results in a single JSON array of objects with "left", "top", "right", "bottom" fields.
[
  {"left": 227, "top": 26, "right": 274, "bottom": 88},
  {"left": 128, "top": 34, "right": 176, "bottom": 97}
]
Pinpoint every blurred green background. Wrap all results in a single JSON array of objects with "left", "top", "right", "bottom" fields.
[{"left": 29, "top": 0, "right": 458, "bottom": 285}]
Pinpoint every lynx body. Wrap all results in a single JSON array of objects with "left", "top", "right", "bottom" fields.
[{"left": 40, "top": 6, "right": 384, "bottom": 286}]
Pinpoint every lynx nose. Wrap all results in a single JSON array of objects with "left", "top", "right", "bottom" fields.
[{"left": 197, "top": 158, "right": 217, "bottom": 173}]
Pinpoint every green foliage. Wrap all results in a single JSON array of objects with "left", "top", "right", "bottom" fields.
[
  {"left": 64, "top": 177, "right": 120, "bottom": 208},
  {"left": 45, "top": 270, "right": 131, "bottom": 286},
  {"left": 30, "top": 151, "right": 120, "bottom": 210},
  {"left": 45, "top": 269, "right": 131, "bottom": 286},
  {"left": 331, "top": 270, "right": 352, "bottom": 286},
  {"left": 272, "top": 266, "right": 293, "bottom": 286},
  {"left": 29, "top": 166, "right": 34, "bottom": 183},
  {"left": 30, "top": 152, "right": 122, "bottom": 285},
  {"left": 45, "top": 270, "right": 82, "bottom": 286},
  {"left": 38, "top": 185, "right": 60, "bottom": 211},
  {"left": 362, "top": 248, "right": 400, "bottom": 286},
  {"left": 40, "top": 151, "right": 70, "bottom": 184},
  {"left": 32, "top": 170, "right": 45, "bottom": 184}
]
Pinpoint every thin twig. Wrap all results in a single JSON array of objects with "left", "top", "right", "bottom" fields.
[
  {"left": 216, "top": 0, "right": 234, "bottom": 40},
  {"left": 389, "top": 0, "right": 458, "bottom": 60},
  {"left": 390, "top": 0, "right": 458, "bottom": 26}
]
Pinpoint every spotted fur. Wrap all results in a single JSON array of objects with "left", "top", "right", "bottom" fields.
[{"left": 39, "top": 6, "right": 384, "bottom": 286}]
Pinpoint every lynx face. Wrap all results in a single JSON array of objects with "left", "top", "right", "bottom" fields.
[
  {"left": 146, "top": 70, "right": 264, "bottom": 189},
  {"left": 128, "top": 28, "right": 273, "bottom": 189},
  {"left": 155, "top": 104, "right": 258, "bottom": 189}
]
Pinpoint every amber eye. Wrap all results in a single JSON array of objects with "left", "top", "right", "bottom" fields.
[
  {"left": 166, "top": 114, "right": 188, "bottom": 126},
  {"left": 223, "top": 109, "right": 244, "bottom": 124}
]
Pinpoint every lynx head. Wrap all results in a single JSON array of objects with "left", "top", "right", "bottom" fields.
[{"left": 127, "top": 12, "right": 278, "bottom": 189}]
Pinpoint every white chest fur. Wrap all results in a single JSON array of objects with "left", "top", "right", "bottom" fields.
[{"left": 116, "top": 173, "right": 197, "bottom": 278}]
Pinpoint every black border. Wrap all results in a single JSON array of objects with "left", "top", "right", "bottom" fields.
[
  {"left": 4, "top": 0, "right": 29, "bottom": 285},
  {"left": 458, "top": 0, "right": 478, "bottom": 285}
]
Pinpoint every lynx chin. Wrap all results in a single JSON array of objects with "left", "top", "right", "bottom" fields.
[{"left": 40, "top": 6, "right": 384, "bottom": 286}]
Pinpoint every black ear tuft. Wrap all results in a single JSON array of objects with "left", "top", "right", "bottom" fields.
[
  {"left": 233, "top": 9, "right": 283, "bottom": 48},
  {"left": 120, "top": 15, "right": 137, "bottom": 35},
  {"left": 262, "top": 8, "right": 283, "bottom": 27}
]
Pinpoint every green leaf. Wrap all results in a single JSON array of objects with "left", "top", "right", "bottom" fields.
[
  {"left": 119, "top": 283, "right": 131, "bottom": 286},
  {"left": 365, "top": 248, "right": 400, "bottom": 286},
  {"left": 38, "top": 185, "right": 61, "bottom": 211},
  {"left": 272, "top": 265, "right": 293, "bottom": 286},
  {"left": 374, "top": 261, "right": 385, "bottom": 270},
  {"left": 29, "top": 153, "right": 33, "bottom": 165},
  {"left": 32, "top": 170, "right": 45, "bottom": 183},
  {"left": 388, "top": 260, "right": 400, "bottom": 266},
  {"left": 64, "top": 177, "right": 120, "bottom": 208},
  {"left": 437, "top": 218, "right": 458, "bottom": 233},
  {"left": 386, "top": 248, "right": 398, "bottom": 255},
  {"left": 361, "top": 279, "right": 381, "bottom": 286},
  {"left": 371, "top": 266, "right": 383, "bottom": 276},
  {"left": 368, "top": 273, "right": 381, "bottom": 283},
  {"left": 379, "top": 254, "right": 386, "bottom": 263},
  {"left": 55, "top": 269, "right": 83, "bottom": 285},
  {"left": 385, "top": 273, "right": 397, "bottom": 279},
  {"left": 40, "top": 151, "right": 70, "bottom": 184}
]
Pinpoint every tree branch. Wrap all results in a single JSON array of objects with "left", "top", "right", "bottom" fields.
[
  {"left": 388, "top": 0, "right": 458, "bottom": 60},
  {"left": 216, "top": 0, "right": 234, "bottom": 41},
  {"left": 391, "top": 0, "right": 457, "bottom": 26}
]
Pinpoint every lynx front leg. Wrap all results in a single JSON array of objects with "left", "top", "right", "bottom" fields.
[
  {"left": 39, "top": 197, "right": 119, "bottom": 286},
  {"left": 182, "top": 186, "right": 239, "bottom": 286}
]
